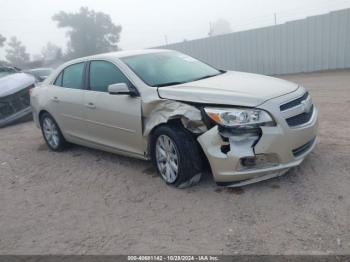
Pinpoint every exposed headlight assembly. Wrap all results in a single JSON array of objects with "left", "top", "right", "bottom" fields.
[{"left": 204, "top": 107, "right": 275, "bottom": 128}]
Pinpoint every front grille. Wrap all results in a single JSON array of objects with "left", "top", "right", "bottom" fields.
[
  {"left": 280, "top": 91, "right": 314, "bottom": 127},
  {"left": 0, "top": 86, "right": 32, "bottom": 120},
  {"left": 293, "top": 137, "right": 316, "bottom": 157},
  {"left": 280, "top": 92, "right": 309, "bottom": 111},
  {"left": 286, "top": 105, "right": 314, "bottom": 127}
]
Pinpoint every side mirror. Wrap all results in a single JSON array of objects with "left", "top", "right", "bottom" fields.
[{"left": 108, "top": 83, "right": 138, "bottom": 97}]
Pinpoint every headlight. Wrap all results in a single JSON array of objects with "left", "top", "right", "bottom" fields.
[{"left": 204, "top": 107, "right": 275, "bottom": 128}]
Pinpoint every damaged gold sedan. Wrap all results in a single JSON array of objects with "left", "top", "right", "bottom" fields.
[{"left": 30, "top": 49, "right": 318, "bottom": 188}]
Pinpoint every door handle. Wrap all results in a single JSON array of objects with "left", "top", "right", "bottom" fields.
[
  {"left": 51, "top": 96, "right": 59, "bottom": 102},
  {"left": 86, "top": 102, "right": 96, "bottom": 109}
]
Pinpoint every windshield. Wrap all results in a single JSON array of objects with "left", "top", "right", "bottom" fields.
[
  {"left": 0, "top": 67, "right": 17, "bottom": 79},
  {"left": 122, "top": 51, "right": 223, "bottom": 87}
]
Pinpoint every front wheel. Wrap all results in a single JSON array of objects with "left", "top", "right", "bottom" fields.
[{"left": 151, "top": 124, "right": 203, "bottom": 188}]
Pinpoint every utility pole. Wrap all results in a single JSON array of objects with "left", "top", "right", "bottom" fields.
[
  {"left": 274, "top": 13, "right": 277, "bottom": 25},
  {"left": 164, "top": 35, "right": 168, "bottom": 45}
]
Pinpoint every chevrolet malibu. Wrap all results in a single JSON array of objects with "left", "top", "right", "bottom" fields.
[{"left": 30, "top": 49, "right": 318, "bottom": 188}]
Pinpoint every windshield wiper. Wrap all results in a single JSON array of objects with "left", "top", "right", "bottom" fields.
[
  {"left": 154, "top": 81, "right": 186, "bottom": 87},
  {"left": 154, "top": 71, "right": 226, "bottom": 87},
  {"left": 190, "top": 72, "right": 225, "bottom": 82}
]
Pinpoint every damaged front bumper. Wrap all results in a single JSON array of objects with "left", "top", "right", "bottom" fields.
[{"left": 197, "top": 91, "right": 318, "bottom": 186}]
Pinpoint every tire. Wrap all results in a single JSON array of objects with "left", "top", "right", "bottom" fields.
[
  {"left": 151, "top": 124, "right": 203, "bottom": 188},
  {"left": 40, "top": 112, "right": 67, "bottom": 151}
]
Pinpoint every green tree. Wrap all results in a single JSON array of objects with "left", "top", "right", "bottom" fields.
[
  {"left": 41, "top": 42, "right": 63, "bottom": 62},
  {"left": 5, "top": 36, "right": 30, "bottom": 67},
  {"left": 52, "top": 7, "right": 122, "bottom": 58},
  {"left": 0, "top": 34, "right": 6, "bottom": 47}
]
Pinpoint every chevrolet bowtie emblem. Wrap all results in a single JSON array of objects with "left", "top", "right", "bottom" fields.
[{"left": 301, "top": 99, "right": 312, "bottom": 113}]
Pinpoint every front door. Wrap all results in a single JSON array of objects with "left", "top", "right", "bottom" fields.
[{"left": 83, "top": 60, "right": 143, "bottom": 156}]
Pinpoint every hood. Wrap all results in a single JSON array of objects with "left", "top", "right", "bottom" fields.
[
  {"left": 0, "top": 73, "right": 35, "bottom": 97},
  {"left": 157, "top": 71, "right": 299, "bottom": 107}
]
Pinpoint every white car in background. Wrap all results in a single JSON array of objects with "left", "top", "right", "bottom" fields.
[
  {"left": 30, "top": 50, "right": 318, "bottom": 188},
  {"left": 25, "top": 68, "right": 53, "bottom": 83},
  {"left": 0, "top": 66, "right": 36, "bottom": 127}
]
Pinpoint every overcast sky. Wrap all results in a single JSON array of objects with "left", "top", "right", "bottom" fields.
[{"left": 0, "top": 0, "right": 350, "bottom": 59}]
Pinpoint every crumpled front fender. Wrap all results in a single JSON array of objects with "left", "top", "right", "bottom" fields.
[{"left": 143, "top": 100, "right": 207, "bottom": 136}]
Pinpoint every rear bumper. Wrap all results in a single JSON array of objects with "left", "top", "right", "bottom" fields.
[
  {"left": 0, "top": 106, "right": 32, "bottom": 127},
  {"left": 197, "top": 89, "right": 318, "bottom": 185}
]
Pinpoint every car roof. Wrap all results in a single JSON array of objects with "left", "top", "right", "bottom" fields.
[{"left": 66, "top": 49, "right": 172, "bottom": 64}]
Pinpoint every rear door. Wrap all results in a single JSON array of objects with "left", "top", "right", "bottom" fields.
[
  {"left": 83, "top": 60, "right": 143, "bottom": 155},
  {"left": 47, "top": 62, "right": 86, "bottom": 139}
]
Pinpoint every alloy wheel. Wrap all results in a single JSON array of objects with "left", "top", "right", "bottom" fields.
[
  {"left": 42, "top": 117, "right": 60, "bottom": 149},
  {"left": 155, "top": 135, "right": 179, "bottom": 183}
]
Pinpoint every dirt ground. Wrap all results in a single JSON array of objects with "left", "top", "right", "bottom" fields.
[{"left": 0, "top": 70, "right": 349, "bottom": 255}]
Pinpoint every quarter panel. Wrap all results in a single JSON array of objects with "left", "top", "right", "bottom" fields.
[{"left": 46, "top": 85, "right": 86, "bottom": 138}]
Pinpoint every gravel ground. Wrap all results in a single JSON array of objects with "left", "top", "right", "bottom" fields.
[{"left": 0, "top": 70, "right": 349, "bottom": 255}]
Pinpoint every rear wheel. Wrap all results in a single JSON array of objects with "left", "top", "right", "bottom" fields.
[
  {"left": 40, "top": 113, "right": 66, "bottom": 151},
  {"left": 151, "top": 124, "right": 203, "bottom": 188}
]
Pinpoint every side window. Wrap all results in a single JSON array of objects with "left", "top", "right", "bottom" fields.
[
  {"left": 53, "top": 72, "right": 63, "bottom": 86},
  {"left": 62, "top": 63, "right": 85, "bottom": 89},
  {"left": 89, "top": 61, "right": 130, "bottom": 92}
]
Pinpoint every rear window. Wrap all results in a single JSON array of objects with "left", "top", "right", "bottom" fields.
[
  {"left": 54, "top": 72, "right": 63, "bottom": 86},
  {"left": 53, "top": 63, "right": 85, "bottom": 89},
  {"left": 62, "top": 63, "right": 84, "bottom": 89}
]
